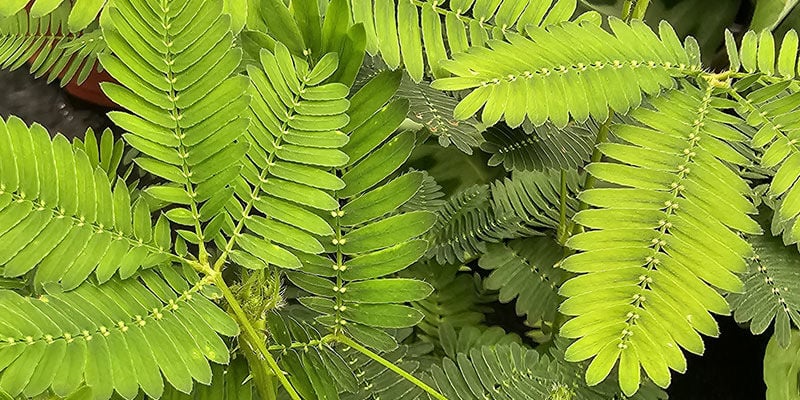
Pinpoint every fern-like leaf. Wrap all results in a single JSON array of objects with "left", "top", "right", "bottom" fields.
[
  {"left": 100, "top": 0, "right": 249, "bottom": 254},
  {"left": 0, "top": 268, "right": 238, "bottom": 399},
  {"left": 479, "top": 238, "right": 567, "bottom": 326},
  {"left": 4, "top": 0, "right": 107, "bottom": 32},
  {"left": 286, "top": 70, "right": 436, "bottom": 350},
  {"left": 339, "top": 335, "right": 432, "bottom": 400},
  {"left": 425, "top": 183, "right": 530, "bottom": 264},
  {"left": 0, "top": 6, "right": 104, "bottom": 86},
  {"left": 482, "top": 121, "right": 596, "bottom": 171},
  {"left": 223, "top": 44, "right": 350, "bottom": 271},
  {"left": 729, "top": 226, "right": 800, "bottom": 348},
  {"left": 0, "top": 116, "right": 171, "bottom": 289},
  {"left": 432, "top": 18, "right": 701, "bottom": 128},
  {"left": 352, "top": 0, "right": 581, "bottom": 81},
  {"left": 403, "top": 264, "right": 493, "bottom": 343},
  {"left": 398, "top": 75, "right": 484, "bottom": 154},
  {"left": 426, "top": 169, "right": 578, "bottom": 264},
  {"left": 560, "top": 84, "right": 760, "bottom": 395},
  {"left": 265, "top": 312, "right": 358, "bottom": 400},
  {"left": 725, "top": 30, "right": 800, "bottom": 245},
  {"left": 430, "top": 343, "right": 583, "bottom": 400}
]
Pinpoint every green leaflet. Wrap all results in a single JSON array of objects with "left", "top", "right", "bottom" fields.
[
  {"left": 101, "top": 0, "right": 249, "bottom": 251},
  {"left": 0, "top": 117, "right": 163, "bottom": 289},
  {"left": 729, "top": 223, "right": 800, "bottom": 348},
  {"left": 478, "top": 238, "right": 568, "bottom": 326},
  {"left": 425, "top": 169, "right": 578, "bottom": 264},
  {"left": 0, "top": 5, "right": 107, "bottom": 86},
  {"left": 0, "top": 271, "right": 237, "bottom": 399},
  {"left": 765, "top": 329, "right": 800, "bottom": 400},
  {"left": 289, "top": 69, "right": 435, "bottom": 340},
  {"left": 562, "top": 85, "right": 758, "bottom": 395},
  {"left": 432, "top": 18, "right": 697, "bottom": 128},
  {"left": 352, "top": 0, "right": 579, "bottom": 82},
  {"left": 227, "top": 43, "right": 349, "bottom": 270},
  {"left": 482, "top": 121, "right": 596, "bottom": 171}
]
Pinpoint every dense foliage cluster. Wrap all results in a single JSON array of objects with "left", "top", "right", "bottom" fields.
[{"left": 2, "top": 0, "right": 800, "bottom": 399}]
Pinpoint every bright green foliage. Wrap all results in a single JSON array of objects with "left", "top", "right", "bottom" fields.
[
  {"left": 432, "top": 18, "right": 701, "bottom": 128},
  {"left": 729, "top": 227, "right": 800, "bottom": 348},
  {"left": 0, "top": 4, "right": 105, "bottom": 86},
  {"left": 764, "top": 329, "right": 800, "bottom": 400},
  {"left": 149, "top": 358, "right": 254, "bottom": 400},
  {"left": 0, "top": 117, "right": 166, "bottom": 290},
  {"left": 561, "top": 85, "right": 760, "bottom": 395},
  {"left": 228, "top": 44, "right": 348, "bottom": 271},
  {"left": 351, "top": 0, "right": 580, "bottom": 81},
  {"left": 0, "top": 269, "right": 238, "bottom": 400},
  {"left": 4, "top": 0, "right": 800, "bottom": 398},
  {"left": 101, "top": 0, "right": 250, "bottom": 252},
  {"left": 724, "top": 30, "right": 800, "bottom": 244},
  {"left": 482, "top": 121, "right": 596, "bottom": 171},
  {"left": 287, "top": 70, "right": 437, "bottom": 350},
  {"left": 479, "top": 238, "right": 567, "bottom": 326},
  {"left": 4, "top": 0, "right": 104, "bottom": 32}
]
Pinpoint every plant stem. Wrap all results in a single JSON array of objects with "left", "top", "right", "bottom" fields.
[
  {"left": 213, "top": 274, "right": 302, "bottom": 400},
  {"left": 335, "top": 335, "right": 448, "bottom": 400},
  {"left": 556, "top": 169, "right": 569, "bottom": 246}
]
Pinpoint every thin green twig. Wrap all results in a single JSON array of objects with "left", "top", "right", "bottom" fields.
[{"left": 335, "top": 335, "right": 449, "bottom": 400}]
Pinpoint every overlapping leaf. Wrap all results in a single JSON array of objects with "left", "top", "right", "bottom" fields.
[
  {"left": 100, "top": 0, "right": 250, "bottom": 250},
  {"left": 0, "top": 116, "right": 167, "bottom": 289},
  {"left": 0, "top": 5, "right": 105, "bottom": 87},
  {"left": 482, "top": 121, "right": 596, "bottom": 171},
  {"left": 286, "top": 70, "right": 436, "bottom": 350},
  {"left": 3, "top": 0, "right": 106, "bottom": 32},
  {"left": 351, "top": 0, "right": 581, "bottom": 81},
  {"left": 223, "top": 44, "right": 350, "bottom": 271},
  {"left": 432, "top": 18, "right": 700, "bottom": 128},
  {"left": 478, "top": 238, "right": 567, "bottom": 326},
  {"left": 729, "top": 226, "right": 800, "bottom": 348},
  {"left": 426, "top": 169, "right": 578, "bottom": 264},
  {"left": 724, "top": 30, "right": 800, "bottom": 246},
  {"left": 0, "top": 268, "right": 238, "bottom": 400},
  {"left": 561, "top": 85, "right": 760, "bottom": 395}
]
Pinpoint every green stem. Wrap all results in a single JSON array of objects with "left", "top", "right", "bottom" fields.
[
  {"left": 241, "top": 336, "right": 278, "bottom": 400},
  {"left": 556, "top": 169, "right": 569, "bottom": 246},
  {"left": 335, "top": 335, "right": 448, "bottom": 400},
  {"left": 213, "top": 274, "right": 302, "bottom": 400}
]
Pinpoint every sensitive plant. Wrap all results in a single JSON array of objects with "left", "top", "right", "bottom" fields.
[{"left": 0, "top": 0, "right": 799, "bottom": 399}]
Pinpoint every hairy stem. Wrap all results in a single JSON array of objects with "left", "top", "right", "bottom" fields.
[
  {"left": 213, "top": 274, "right": 301, "bottom": 400},
  {"left": 335, "top": 335, "right": 448, "bottom": 400}
]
